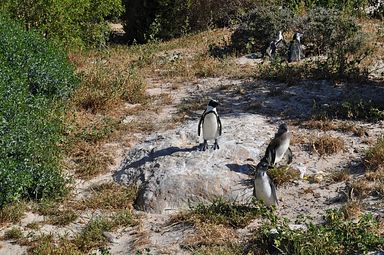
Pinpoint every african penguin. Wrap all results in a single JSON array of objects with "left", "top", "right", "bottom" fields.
[
  {"left": 263, "top": 123, "right": 292, "bottom": 166},
  {"left": 265, "top": 31, "right": 284, "bottom": 59},
  {"left": 198, "top": 99, "right": 222, "bottom": 151},
  {"left": 288, "top": 32, "right": 304, "bottom": 62},
  {"left": 253, "top": 159, "right": 279, "bottom": 207}
]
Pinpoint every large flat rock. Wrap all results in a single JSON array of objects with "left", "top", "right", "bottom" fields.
[{"left": 114, "top": 114, "right": 274, "bottom": 213}]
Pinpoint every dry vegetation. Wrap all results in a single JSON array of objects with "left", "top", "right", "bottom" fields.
[
  {"left": 301, "top": 119, "right": 368, "bottom": 137},
  {"left": 267, "top": 166, "right": 300, "bottom": 186},
  {"left": 311, "top": 135, "right": 345, "bottom": 156}
]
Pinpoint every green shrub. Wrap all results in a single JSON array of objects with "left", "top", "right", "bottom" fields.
[
  {"left": 283, "top": 0, "right": 370, "bottom": 15},
  {"left": 122, "top": 0, "right": 260, "bottom": 43},
  {"left": 230, "top": 6, "right": 295, "bottom": 54},
  {"left": 253, "top": 209, "right": 384, "bottom": 254},
  {"left": 304, "top": 8, "right": 371, "bottom": 79},
  {"left": 0, "top": 15, "right": 78, "bottom": 207},
  {"left": 228, "top": 7, "right": 372, "bottom": 80},
  {"left": 0, "top": 0, "right": 123, "bottom": 48},
  {"left": 314, "top": 99, "right": 384, "bottom": 121}
]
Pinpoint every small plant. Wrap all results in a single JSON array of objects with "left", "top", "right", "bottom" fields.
[
  {"left": 330, "top": 169, "right": 351, "bottom": 182},
  {"left": 189, "top": 244, "right": 242, "bottom": 255},
  {"left": 173, "top": 198, "right": 265, "bottom": 228},
  {"left": 350, "top": 178, "right": 373, "bottom": 199},
  {"left": 3, "top": 227, "right": 23, "bottom": 240},
  {"left": 74, "top": 217, "right": 113, "bottom": 252},
  {"left": 26, "top": 222, "right": 41, "bottom": 230},
  {"left": 341, "top": 200, "right": 363, "bottom": 219},
  {"left": 28, "top": 234, "right": 81, "bottom": 255},
  {"left": 0, "top": 202, "right": 27, "bottom": 225},
  {"left": 48, "top": 209, "right": 78, "bottom": 226},
  {"left": 365, "top": 135, "right": 384, "bottom": 171},
  {"left": 268, "top": 166, "right": 300, "bottom": 186},
  {"left": 311, "top": 135, "right": 345, "bottom": 156},
  {"left": 33, "top": 200, "right": 78, "bottom": 226},
  {"left": 81, "top": 182, "right": 137, "bottom": 211}
]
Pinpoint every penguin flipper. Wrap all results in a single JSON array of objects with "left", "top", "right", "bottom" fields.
[
  {"left": 265, "top": 144, "right": 276, "bottom": 166},
  {"left": 217, "top": 115, "right": 222, "bottom": 136},
  {"left": 287, "top": 147, "right": 293, "bottom": 164},
  {"left": 198, "top": 110, "right": 206, "bottom": 136},
  {"left": 269, "top": 177, "right": 279, "bottom": 206}
]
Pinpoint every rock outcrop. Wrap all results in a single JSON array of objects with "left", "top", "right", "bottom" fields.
[{"left": 114, "top": 114, "right": 276, "bottom": 213}]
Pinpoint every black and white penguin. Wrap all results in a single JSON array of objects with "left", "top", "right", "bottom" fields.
[
  {"left": 253, "top": 159, "right": 279, "bottom": 207},
  {"left": 263, "top": 123, "right": 292, "bottom": 166},
  {"left": 265, "top": 31, "right": 284, "bottom": 59},
  {"left": 198, "top": 99, "right": 222, "bottom": 151},
  {"left": 288, "top": 32, "right": 304, "bottom": 62}
]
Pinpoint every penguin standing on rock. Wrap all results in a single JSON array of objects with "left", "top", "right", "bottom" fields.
[
  {"left": 263, "top": 123, "right": 292, "bottom": 166},
  {"left": 253, "top": 159, "right": 279, "bottom": 207},
  {"left": 198, "top": 99, "right": 222, "bottom": 151}
]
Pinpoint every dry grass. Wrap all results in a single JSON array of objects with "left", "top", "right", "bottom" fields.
[
  {"left": 0, "top": 202, "right": 27, "bottom": 225},
  {"left": 48, "top": 209, "right": 78, "bottom": 226},
  {"left": 268, "top": 166, "right": 300, "bottom": 186},
  {"left": 301, "top": 119, "right": 367, "bottom": 137},
  {"left": 341, "top": 200, "right": 363, "bottom": 220},
  {"left": 349, "top": 179, "right": 374, "bottom": 199},
  {"left": 311, "top": 135, "right": 345, "bottom": 156},
  {"left": 80, "top": 182, "right": 136, "bottom": 211},
  {"left": 364, "top": 135, "right": 384, "bottom": 171},
  {"left": 3, "top": 227, "right": 23, "bottom": 240},
  {"left": 28, "top": 234, "right": 81, "bottom": 255},
  {"left": 172, "top": 199, "right": 263, "bottom": 229},
  {"left": 330, "top": 169, "right": 351, "bottom": 183},
  {"left": 188, "top": 244, "right": 242, "bottom": 255},
  {"left": 183, "top": 222, "right": 238, "bottom": 248}
]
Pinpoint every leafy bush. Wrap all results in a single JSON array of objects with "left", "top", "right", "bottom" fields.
[
  {"left": 0, "top": 15, "right": 78, "bottom": 207},
  {"left": 230, "top": 6, "right": 295, "bottom": 54},
  {"left": 283, "top": 0, "right": 370, "bottom": 15},
  {"left": 122, "top": 0, "right": 260, "bottom": 43},
  {"left": 304, "top": 8, "right": 371, "bottom": 79},
  {"left": 253, "top": 209, "right": 384, "bottom": 254},
  {"left": 0, "top": 0, "right": 123, "bottom": 48},
  {"left": 228, "top": 7, "right": 372, "bottom": 80},
  {"left": 315, "top": 100, "right": 384, "bottom": 121}
]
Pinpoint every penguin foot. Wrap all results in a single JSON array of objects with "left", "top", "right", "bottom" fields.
[
  {"left": 201, "top": 141, "right": 209, "bottom": 151},
  {"left": 213, "top": 143, "right": 220, "bottom": 150}
]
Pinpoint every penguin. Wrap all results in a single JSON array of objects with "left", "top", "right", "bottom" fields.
[
  {"left": 265, "top": 31, "right": 284, "bottom": 59},
  {"left": 253, "top": 159, "right": 279, "bottom": 207},
  {"left": 198, "top": 99, "right": 222, "bottom": 151},
  {"left": 288, "top": 32, "right": 304, "bottom": 62},
  {"left": 263, "top": 123, "right": 292, "bottom": 167}
]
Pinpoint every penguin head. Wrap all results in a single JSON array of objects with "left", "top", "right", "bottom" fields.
[
  {"left": 293, "top": 32, "right": 303, "bottom": 42},
  {"left": 277, "top": 123, "right": 289, "bottom": 134},
  {"left": 277, "top": 31, "right": 283, "bottom": 41},
  {"left": 208, "top": 99, "right": 219, "bottom": 108},
  {"left": 256, "top": 158, "right": 269, "bottom": 172}
]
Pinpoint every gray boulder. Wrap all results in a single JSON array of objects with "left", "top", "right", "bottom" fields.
[{"left": 114, "top": 114, "right": 272, "bottom": 214}]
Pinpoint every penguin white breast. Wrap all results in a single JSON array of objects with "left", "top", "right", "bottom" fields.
[
  {"left": 275, "top": 136, "right": 290, "bottom": 163},
  {"left": 254, "top": 177, "right": 276, "bottom": 206},
  {"left": 202, "top": 112, "right": 219, "bottom": 140}
]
